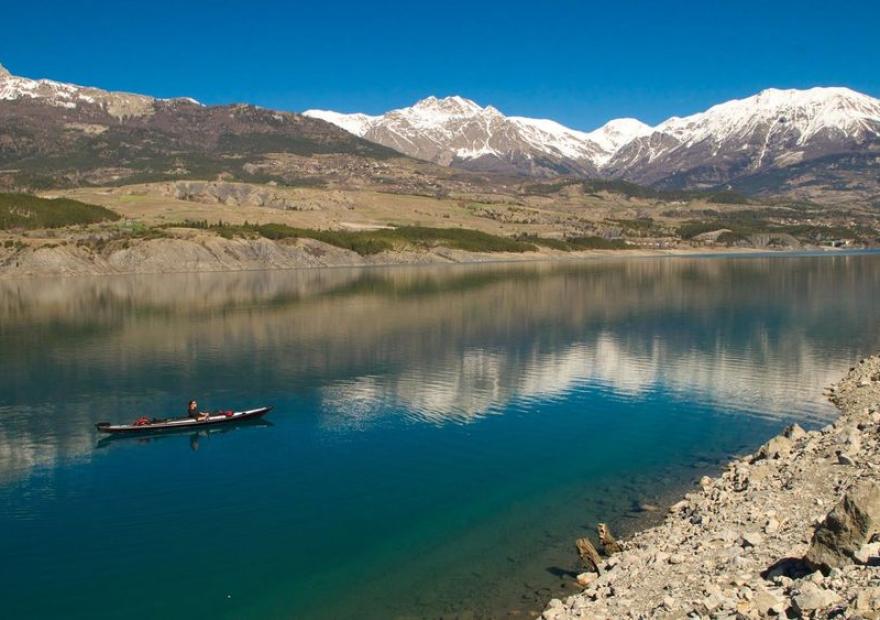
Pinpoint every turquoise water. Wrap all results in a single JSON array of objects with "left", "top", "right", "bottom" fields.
[{"left": 2, "top": 253, "right": 879, "bottom": 619}]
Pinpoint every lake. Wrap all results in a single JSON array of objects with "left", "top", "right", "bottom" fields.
[{"left": 2, "top": 252, "right": 879, "bottom": 619}]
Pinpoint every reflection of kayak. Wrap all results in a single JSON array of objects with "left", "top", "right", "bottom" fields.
[
  {"left": 95, "top": 418, "right": 272, "bottom": 449},
  {"left": 95, "top": 407, "right": 272, "bottom": 434}
]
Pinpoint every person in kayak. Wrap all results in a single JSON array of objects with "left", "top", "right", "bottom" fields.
[{"left": 187, "top": 400, "right": 209, "bottom": 422}]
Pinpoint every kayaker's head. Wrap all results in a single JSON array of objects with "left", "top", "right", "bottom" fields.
[{"left": 188, "top": 400, "right": 197, "bottom": 413}]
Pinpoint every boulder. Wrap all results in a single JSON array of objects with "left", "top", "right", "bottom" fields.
[
  {"left": 783, "top": 423, "right": 807, "bottom": 441},
  {"left": 836, "top": 428, "right": 862, "bottom": 453},
  {"left": 854, "top": 541, "right": 880, "bottom": 564},
  {"left": 855, "top": 587, "right": 880, "bottom": 614},
  {"left": 754, "top": 435, "right": 792, "bottom": 461},
  {"left": 837, "top": 451, "right": 856, "bottom": 466},
  {"left": 805, "top": 480, "right": 880, "bottom": 569},
  {"left": 576, "top": 572, "right": 596, "bottom": 587},
  {"left": 764, "top": 518, "right": 780, "bottom": 534},
  {"left": 790, "top": 582, "right": 841, "bottom": 613},
  {"left": 753, "top": 586, "right": 786, "bottom": 615},
  {"left": 732, "top": 466, "right": 751, "bottom": 491},
  {"left": 542, "top": 598, "right": 565, "bottom": 620}
]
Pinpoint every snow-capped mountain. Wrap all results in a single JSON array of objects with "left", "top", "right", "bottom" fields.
[
  {"left": 606, "top": 87, "right": 880, "bottom": 188},
  {"left": 0, "top": 62, "right": 199, "bottom": 119},
  {"left": 3, "top": 59, "right": 880, "bottom": 197},
  {"left": 306, "top": 96, "right": 652, "bottom": 177},
  {"left": 306, "top": 88, "right": 880, "bottom": 189}
]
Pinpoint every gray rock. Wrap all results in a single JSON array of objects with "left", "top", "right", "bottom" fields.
[
  {"left": 790, "top": 582, "right": 841, "bottom": 613},
  {"left": 752, "top": 586, "right": 785, "bottom": 615},
  {"left": 783, "top": 423, "right": 807, "bottom": 441},
  {"left": 855, "top": 587, "right": 880, "bottom": 613},
  {"left": 741, "top": 532, "right": 763, "bottom": 548},
  {"left": 837, "top": 451, "right": 856, "bottom": 466},
  {"left": 754, "top": 435, "right": 792, "bottom": 461},
  {"left": 542, "top": 607, "right": 565, "bottom": 619},
  {"left": 805, "top": 480, "right": 880, "bottom": 569},
  {"left": 854, "top": 541, "right": 880, "bottom": 564}
]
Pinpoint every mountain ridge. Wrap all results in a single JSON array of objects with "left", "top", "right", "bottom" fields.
[
  {"left": 307, "top": 88, "right": 880, "bottom": 198},
  {"left": 0, "top": 62, "right": 408, "bottom": 190},
  {"left": 305, "top": 97, "right": 655, "bottom": 177},
  {"left": 2, "top": 62, "right": 879, "bottom": 202}
]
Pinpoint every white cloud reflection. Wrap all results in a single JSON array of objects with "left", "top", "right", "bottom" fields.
[{"left": 319, "top": 331, "right": 840, "bottom": 429}]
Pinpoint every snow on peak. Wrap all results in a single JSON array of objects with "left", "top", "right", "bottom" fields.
[
  {"left": 584, "top": 118, "right": 654, "bottom": 162},
  {"left": 508, "top": 116, "right": 601, "bottom": 161},
  {"left": 656, "top": 86, "right": 880, "bottom": 145},
  {"left": 303, "top": 109, "right": 379, "bottom": 136},
  {"left": 309, "top": 86, "right": 880, "bottom": 175},
  {"left": 0, "top": 64, "right": 202, "bottom": 117},
  {"left": 0, "top": 65, "right": 154, "bottom": 117},
  {"left": 305, "top": 95, "right": 652, "bottom": 167},
  {"left": 390, "top": 95, "right": 495, "bottom": 130},
  {"left": 411, "top": 95, "right": 484, "bottom": 116}
]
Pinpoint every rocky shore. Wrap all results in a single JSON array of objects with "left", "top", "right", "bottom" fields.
[{"left": 543, "top": 356, "right": 880, "bottom": 619}]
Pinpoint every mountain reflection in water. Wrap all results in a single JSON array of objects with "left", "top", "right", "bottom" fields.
[
  {"left": 1, "top": 254, "right": 878, "bottom": 484},
  {"left": 2, "top": 254, "right": 880, "bottom": 619}
]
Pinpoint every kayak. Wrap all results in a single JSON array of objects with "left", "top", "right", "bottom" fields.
[{"left": 95, "top": 406, "right": 272, "bottom": 434}]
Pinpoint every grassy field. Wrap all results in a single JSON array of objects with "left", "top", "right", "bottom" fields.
[
  {"left": 165, "top": 220, "right": 539, "bottom": 255},
  {"left": 0, "top": 193, "right": 120, "bottom": 230},
  {"left": 2, "top": 179, "right": 872, "bottom": 258}
]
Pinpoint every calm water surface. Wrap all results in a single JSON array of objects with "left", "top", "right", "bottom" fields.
[{"left": 2, "top": 253, "right": 880, "bottom": 619}]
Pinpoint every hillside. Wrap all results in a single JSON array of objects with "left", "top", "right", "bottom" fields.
[{"left": 0, "top": 63, "right": 424, "bottom": 191}]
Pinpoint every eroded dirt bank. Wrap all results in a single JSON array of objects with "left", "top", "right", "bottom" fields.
[{"left": 0, "top": 234, "right": 796, "bottom": 279}]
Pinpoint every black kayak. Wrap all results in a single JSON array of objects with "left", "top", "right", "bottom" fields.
[{"left": 95, "top": 406, "right": 272, "bottom": 434}]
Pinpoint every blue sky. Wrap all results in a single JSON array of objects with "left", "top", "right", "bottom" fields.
[{"left": 2, "top": 0, "right": 878, "bottom": 130}]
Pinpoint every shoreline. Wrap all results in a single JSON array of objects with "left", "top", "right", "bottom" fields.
[
  {"left": 541, "top": 355, "right": 880, "bottom": 619},
  {"left": 0, "top": 234, "right": 866, "bottom": 280}
]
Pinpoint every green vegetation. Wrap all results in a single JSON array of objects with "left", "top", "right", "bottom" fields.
[
  {"left": 519, "top": 233, "right": 633, "bottom": 251},
  {"left": 525, "top": 236, "right": 572, "bottom": 251},
  {"left": 566, "top": 236, "right": 632, "bottom": 250},
  {"left": 678, "top": 212, "right": 869, "bottom": 244},
  {"left": 523, "top": 179, "right": 751, "bottom": 204},
  {"left": 0, "top": 193, "right": 120, "bottom": 230},
  {"left": 609, "top": 217, "right": 655, "bottom": 231},
  {"left": 164, "top": 221, "right": 537, "bottom": 255},
  {"left": 606, "top": 217, "right": 667, "bottom": 237}
]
